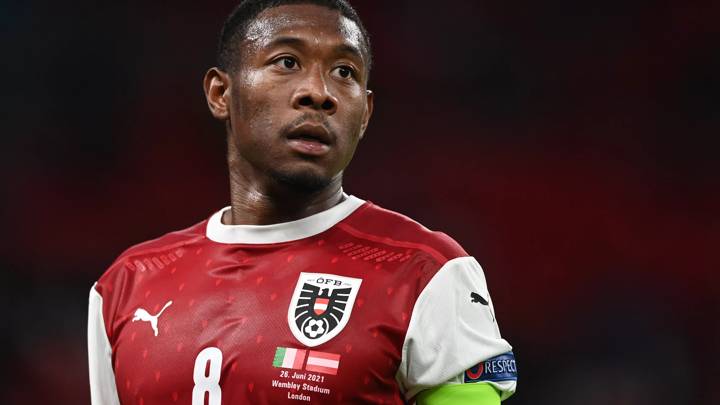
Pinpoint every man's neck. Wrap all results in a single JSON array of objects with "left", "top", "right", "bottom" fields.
[{"left": 223, "top": 173, "right": 345, "bottom": 226}]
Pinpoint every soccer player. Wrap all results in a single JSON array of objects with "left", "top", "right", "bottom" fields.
[{"left": 87, "top": 1, "right": 518, "bottom": 404}]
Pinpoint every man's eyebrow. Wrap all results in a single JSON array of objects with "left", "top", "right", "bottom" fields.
[
  {"left": 265, "top": 36, "right": 306, "bottom": 49},
  {"left": 334, "top": 43, "right": 364, "bottom": 63}
]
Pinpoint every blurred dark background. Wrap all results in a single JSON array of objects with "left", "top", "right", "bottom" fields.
[{"left": 2, "top": 0, "right": 719, "bottom": 403}]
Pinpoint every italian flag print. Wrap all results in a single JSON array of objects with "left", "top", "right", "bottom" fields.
[
  {"left": 305, "top": 351, "right": 341, "bottom": 375},
  {"left": 272, "top": 347, "right": 307, "bottom": 370}
]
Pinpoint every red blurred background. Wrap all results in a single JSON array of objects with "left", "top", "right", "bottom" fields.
[{"left": 2, "top": 0, "right": 718, "bottom": 403}]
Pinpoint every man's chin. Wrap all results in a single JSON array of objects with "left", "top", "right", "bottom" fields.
[{"left": 268, "top": 168, "right": 332, "bottom": 193}]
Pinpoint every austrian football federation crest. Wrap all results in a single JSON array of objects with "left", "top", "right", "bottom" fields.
[{"left": 287, "top": 272, "right": 362, "bottom": 347}]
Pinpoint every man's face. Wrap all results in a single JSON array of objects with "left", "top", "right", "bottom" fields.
[{"left": 223, "top": 4, "right": 373, "bottom": 191}]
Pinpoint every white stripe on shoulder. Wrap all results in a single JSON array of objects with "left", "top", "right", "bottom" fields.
[
  {"left": 396, "top": 256, "right": 513, "bottom": 399},
  {"left": 88, "top": 284, "right": 121, "bottom": 405}
]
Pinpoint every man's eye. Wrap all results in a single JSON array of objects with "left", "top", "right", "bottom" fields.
[
  {"left": 333, "top": 66, "right": 355, "bottom": 79},
  {"left": 275, "top": 57, "right": 299, "bottom": 70}
]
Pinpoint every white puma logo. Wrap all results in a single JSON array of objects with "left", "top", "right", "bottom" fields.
[{"left": 132, "top": 300, "right": 173, "bottom": 336}]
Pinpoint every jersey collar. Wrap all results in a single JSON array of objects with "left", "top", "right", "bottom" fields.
[{"left": 206, "top": 194, "right": 365, "bottom": 244}]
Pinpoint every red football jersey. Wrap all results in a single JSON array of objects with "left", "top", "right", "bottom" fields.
[{"left": 88, "top": 195, "right": 516, "bottom": 404}]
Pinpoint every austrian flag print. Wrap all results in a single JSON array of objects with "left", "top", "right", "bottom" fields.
[
  {"left": 314, "top": 298, "right": 329, "bottom": 315},
  {"left": 273, "top": 347, "right": 307, "bottom": 370},
  {"left": 306, "top": 351, "right": 341, "bottom": 375},
  {"left": 287, "top": 272, "right": 362, "bottom": 347}
]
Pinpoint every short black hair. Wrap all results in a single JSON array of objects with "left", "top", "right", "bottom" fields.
[{"left": 217, "top": 0, "right": 372, "bottom": 74}]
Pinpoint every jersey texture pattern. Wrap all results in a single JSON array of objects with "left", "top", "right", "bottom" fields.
[{"left": 88, "top": 195, "right": 516, "bottom": 404}]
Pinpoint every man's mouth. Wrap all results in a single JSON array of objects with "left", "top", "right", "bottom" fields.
[
  {"left": 285, "top": 123, "right": 333, "bottom": 156},
  {"left": 286, "top": 123, "right": 332, "bottom": 145}
]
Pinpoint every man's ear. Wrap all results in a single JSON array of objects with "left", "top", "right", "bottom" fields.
[
  {"left": 203, "top": 67, "right": 231, "bottom": 120},
  {"left": 359, "top": 89, "right": 374, "bottom": 139}
]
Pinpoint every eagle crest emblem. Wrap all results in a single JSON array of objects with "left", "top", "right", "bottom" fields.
[{"left": 287, "top": 272, "right": 362, "bottom": 347}]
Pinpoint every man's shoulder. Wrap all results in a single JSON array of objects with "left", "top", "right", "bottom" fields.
[
  {"left": 342, "top": 200, "right": 468, "bottom": 266},
  {"left": 96, "top": 215, "right": 210, "bottom": 286}
]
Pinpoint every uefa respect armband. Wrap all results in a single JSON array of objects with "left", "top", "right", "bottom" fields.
[{"left": 464, "top": 352, "right": 518, "bottom": 383}]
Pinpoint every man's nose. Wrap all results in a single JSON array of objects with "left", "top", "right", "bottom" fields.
[{"left": 291, "top": 67, "right": 338, "bottom": 115}]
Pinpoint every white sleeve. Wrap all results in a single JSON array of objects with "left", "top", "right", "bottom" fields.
[
  {"left": 396, "top": 256, "right": 517, "bottom": 400},
  {"left": 88, "top": 284, "right": 121, "bottom": 405}
]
